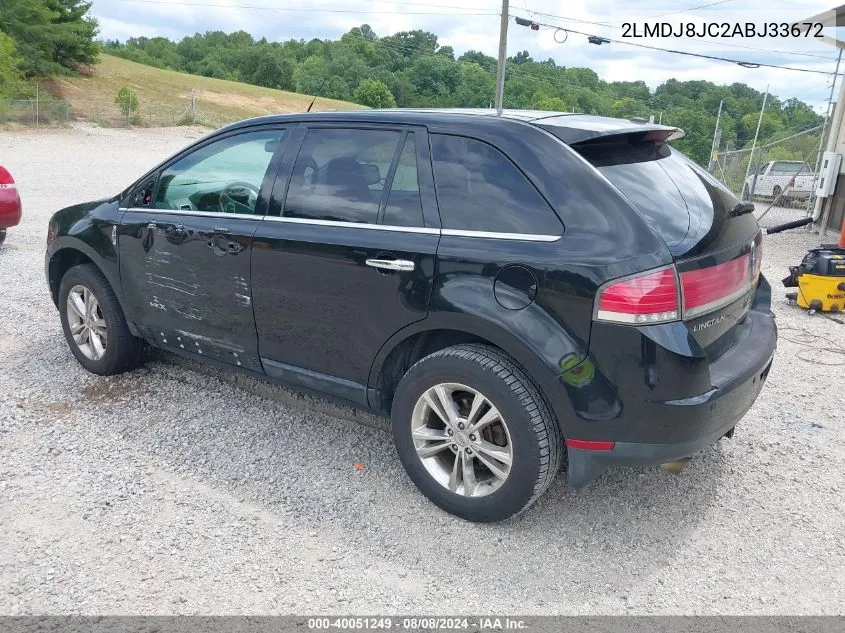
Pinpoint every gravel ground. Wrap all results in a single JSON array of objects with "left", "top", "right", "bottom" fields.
[{"left": 1, "top": 126, "right": 844, "bottom": 615}]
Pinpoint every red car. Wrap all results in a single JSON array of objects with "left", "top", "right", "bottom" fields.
[{"left": 0, "top": 166, "right": 22, "bottom": 245}]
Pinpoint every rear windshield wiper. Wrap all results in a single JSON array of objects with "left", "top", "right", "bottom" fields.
[{"left": 730, "top": 201, "right": 755, "bottom": 217}]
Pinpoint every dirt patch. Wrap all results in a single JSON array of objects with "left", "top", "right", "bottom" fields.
[{"left": 80, "top": 377, "right": 147, "bottom": 404}]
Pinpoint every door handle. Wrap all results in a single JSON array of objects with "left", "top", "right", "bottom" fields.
[
  {"left": 365, "top": 258, "right": 415, "bottom": 272},
  {"left": 208, "top": 235, "right": 243, "bottom": 255}
]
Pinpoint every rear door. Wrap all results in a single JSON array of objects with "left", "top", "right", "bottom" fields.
[
  {"left": 251, "top": 123, "right": 440, "bottom": 401},
  {"left": 119, "top": 126, "right": 286, "bottom": 370},
  {"left": 573, "top": 137, "right": 761, "bottom": 350}
]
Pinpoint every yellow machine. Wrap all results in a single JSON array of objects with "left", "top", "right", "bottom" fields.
[{"left": 783, "top": 246, "right": 845, "bottom": 312}]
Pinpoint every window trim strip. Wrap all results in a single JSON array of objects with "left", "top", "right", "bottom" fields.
[
  {"left": 119, "top": 207, "right": 562, "bottom": 241},
  {"left": 120, "top": 207, "right": 259, "bottom": 221},
  {"left": 441, "top": 228, "right": 561, "bottom": 242}
]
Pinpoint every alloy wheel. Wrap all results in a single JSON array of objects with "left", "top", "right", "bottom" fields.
[
  {"left": 66, "top": 284, "right": 107, "bottom": 361},
  {"left": 410, "top": 383, "right": 513, "bottom": 497}
]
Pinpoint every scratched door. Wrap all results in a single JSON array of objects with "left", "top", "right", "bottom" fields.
[
  {"left": 119, "top": 210, "right": 264, "bottom": 370},
  {"left": 117, "top": 127, "right": 287, "bottom": 371}
]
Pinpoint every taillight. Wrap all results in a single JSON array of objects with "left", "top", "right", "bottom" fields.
[
  {"left": 788, "top": 177, "right": 795, "bottom": 188},
  {"left": 595, "top": 241, "right": 761, "bottom": 326},
  {"left": 595, "top": 267, "right": 680, "bottom": 325},
  {"left": 681, "top": 253, "right": 751, "bottom": 319},
  {"left": 751, "top": 240, "right": 762, "bottom": 285},
  {"left": 0, "top": 166, "right": 15, "bottom": 190}
]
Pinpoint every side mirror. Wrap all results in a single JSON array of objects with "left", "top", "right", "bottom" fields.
[{"left": 131, "top": 177, "right": 158, "bottom": 207}]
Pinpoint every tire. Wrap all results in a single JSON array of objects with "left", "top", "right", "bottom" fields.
[
  {"left": 58, "top": 263, "right": 144, "bottom": 375},
  {"left": 773, "top": 185, "right": 782, "bottom": 201},
  {"left": 0, "top": 228, "right": 6, "bottom": 246},
  {"left": 391, "top": 344, "right": 562, "bottom": 522}
]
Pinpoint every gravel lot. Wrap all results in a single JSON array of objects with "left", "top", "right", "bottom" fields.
[{"left": 1, "top": 126, "right": 844, "bottom": 615}]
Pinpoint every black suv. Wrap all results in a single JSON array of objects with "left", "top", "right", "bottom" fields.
[{"left": 46, "top": 110, "right": 776, "bottom": 522}]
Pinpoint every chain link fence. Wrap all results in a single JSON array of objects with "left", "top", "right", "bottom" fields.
[
  {"left": 711, "top": 125, "right": 825, "bottom": 229},
  {"left": 0, "top": 94, "right": 235, "bottom": 130}
]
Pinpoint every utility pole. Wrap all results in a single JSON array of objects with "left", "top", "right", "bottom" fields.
[
  {"left": 743, "top": 86, "right": 769, "bottom": 199},
  {"left": 708, "top": 99, "right": 723, "bottom": 174},
  {"left": 494, "top": 0, "right": 509, "bottom": 115},
  {"left": 811, "top": 46, "right": 843, "bottom": 225}
]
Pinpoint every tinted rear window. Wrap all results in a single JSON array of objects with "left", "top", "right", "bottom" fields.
[
  {"left": 576, "top": 141, "right": 740, "bottom": 247},
  {"left": 431, "top": 134, "right": 563, "bottom": 236}
]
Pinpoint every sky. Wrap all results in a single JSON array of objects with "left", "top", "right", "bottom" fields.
[{"left": 90, "top": 0, "right": 844, "bottom": 112}]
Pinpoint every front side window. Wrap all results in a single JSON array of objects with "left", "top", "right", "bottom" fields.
[
  {"left": 284, "top": 128, "right": 402, "bottom": 224},
  {"left": 430, "top": 134, "right": 562, "bottom": 235},
  {"left": 153, "top": 129, "right": 284, "bottom": 215}
]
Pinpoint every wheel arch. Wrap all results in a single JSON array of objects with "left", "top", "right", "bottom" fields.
[
  {"left": 367, "top": 315, "right": 562, "bottom": 415},
  {"left": 47, "top": 240, "right": 123, "bottom": 312}
]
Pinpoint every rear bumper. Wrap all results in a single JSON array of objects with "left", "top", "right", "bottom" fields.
[
  {"left": 566, "top": 344, "right": 773, "bottom": 487},
  {"left": 542, "top": 277, "right": 777, "bottom": 488}
]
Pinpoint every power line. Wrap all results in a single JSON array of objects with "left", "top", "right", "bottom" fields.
[
  {"left": 523, "top": 9, "right": 840, "bottom": 61},
  {"left": 516, "top": 16, "right": 841, "bottom": 76},
  {"left": 630, "top": 0, "right": 734, "bottom": 21},
  {"left": 113, "top": 0, "right": 499, "bottom": 15}
]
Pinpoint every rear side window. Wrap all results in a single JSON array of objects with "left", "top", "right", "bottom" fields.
[
  {"left": 430, "top": 134, "right": 563, "bottom": 235},
  {"left": 383, "top": 134, "right": 424, "bottom": 227},
  {"left": 284, "top": 128, "right": 401, "bottom": 224}
]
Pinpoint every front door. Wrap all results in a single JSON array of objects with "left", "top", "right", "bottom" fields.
[
  {"left": 119, "top": 127, "right": 286, "bottom": 371},
  {"left": 252, "top": 125, "right": 441, "bottom": 401}
]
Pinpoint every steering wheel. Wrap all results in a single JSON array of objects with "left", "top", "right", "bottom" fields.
[{"left": 219, "top": 181, "right": 261, "bottom": 214}]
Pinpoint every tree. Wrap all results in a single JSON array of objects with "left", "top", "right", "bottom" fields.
[
  {"left": 354, "top": 79, "right": 396, "bottom": 108},
  {"left": 508, "top": 50, "right": 533, "bottom": 65},
  {"left": 293, "top": 55, "right": 332, "bottom": 96},
  {"left": 533, "top": 96, "right": 568, "bottom": 112},
  {"left": 458, "top": 50, "right": 496, "bottom": 72},
  {"left": 0, "top": 33, "right": 24, "bottom": 98},
  {"left": 241, "top": 47, "right": 295, "bottom": 90},
  {"left": 0, "top": 0, "right": 99, "bottom": 76},
  {"left": 49, "top": 0, "right": 99, "bottom": 69},
  {"left": 409, "top": 55, "right": 460, "bottom": 103},
  {"left": 115, "top": 86, "right": 139, "bottom": 119},
  {"left": 454, "top": 62, "right": 494, "bottom": 107}
]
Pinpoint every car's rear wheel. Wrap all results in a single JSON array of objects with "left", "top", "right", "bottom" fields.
[
  {"left": 773, "top": 185, "right": 782, "bottom": 201},
  {"left": 391, "top": 344, "right": 561, "bottom": 522},
  {"left": 58, "top": 263, "right": 144, "bottom": 375}
]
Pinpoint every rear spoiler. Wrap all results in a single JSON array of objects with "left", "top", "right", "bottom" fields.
[{"left": 535, "top": 118, "right": 684, "bottom": 146}]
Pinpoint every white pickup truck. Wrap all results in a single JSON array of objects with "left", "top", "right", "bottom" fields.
[{"left": 743, "top": 160, "right": 815, "bottom": 200}]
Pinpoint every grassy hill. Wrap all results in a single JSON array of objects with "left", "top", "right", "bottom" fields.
[{"left": 47, "top": 54, "right": 363, "bottom": 127}]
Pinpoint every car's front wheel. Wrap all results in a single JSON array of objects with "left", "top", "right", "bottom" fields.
[
  {"left": 391, "top": 344, "right": 562, "bottom": 522},
  {"left": 58, "top": 263, "right": 144, "bottom": 375}
]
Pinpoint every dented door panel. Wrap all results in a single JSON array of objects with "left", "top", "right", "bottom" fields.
[{"left": 118, "top": 210, "right": 263, "bottom": 370}]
